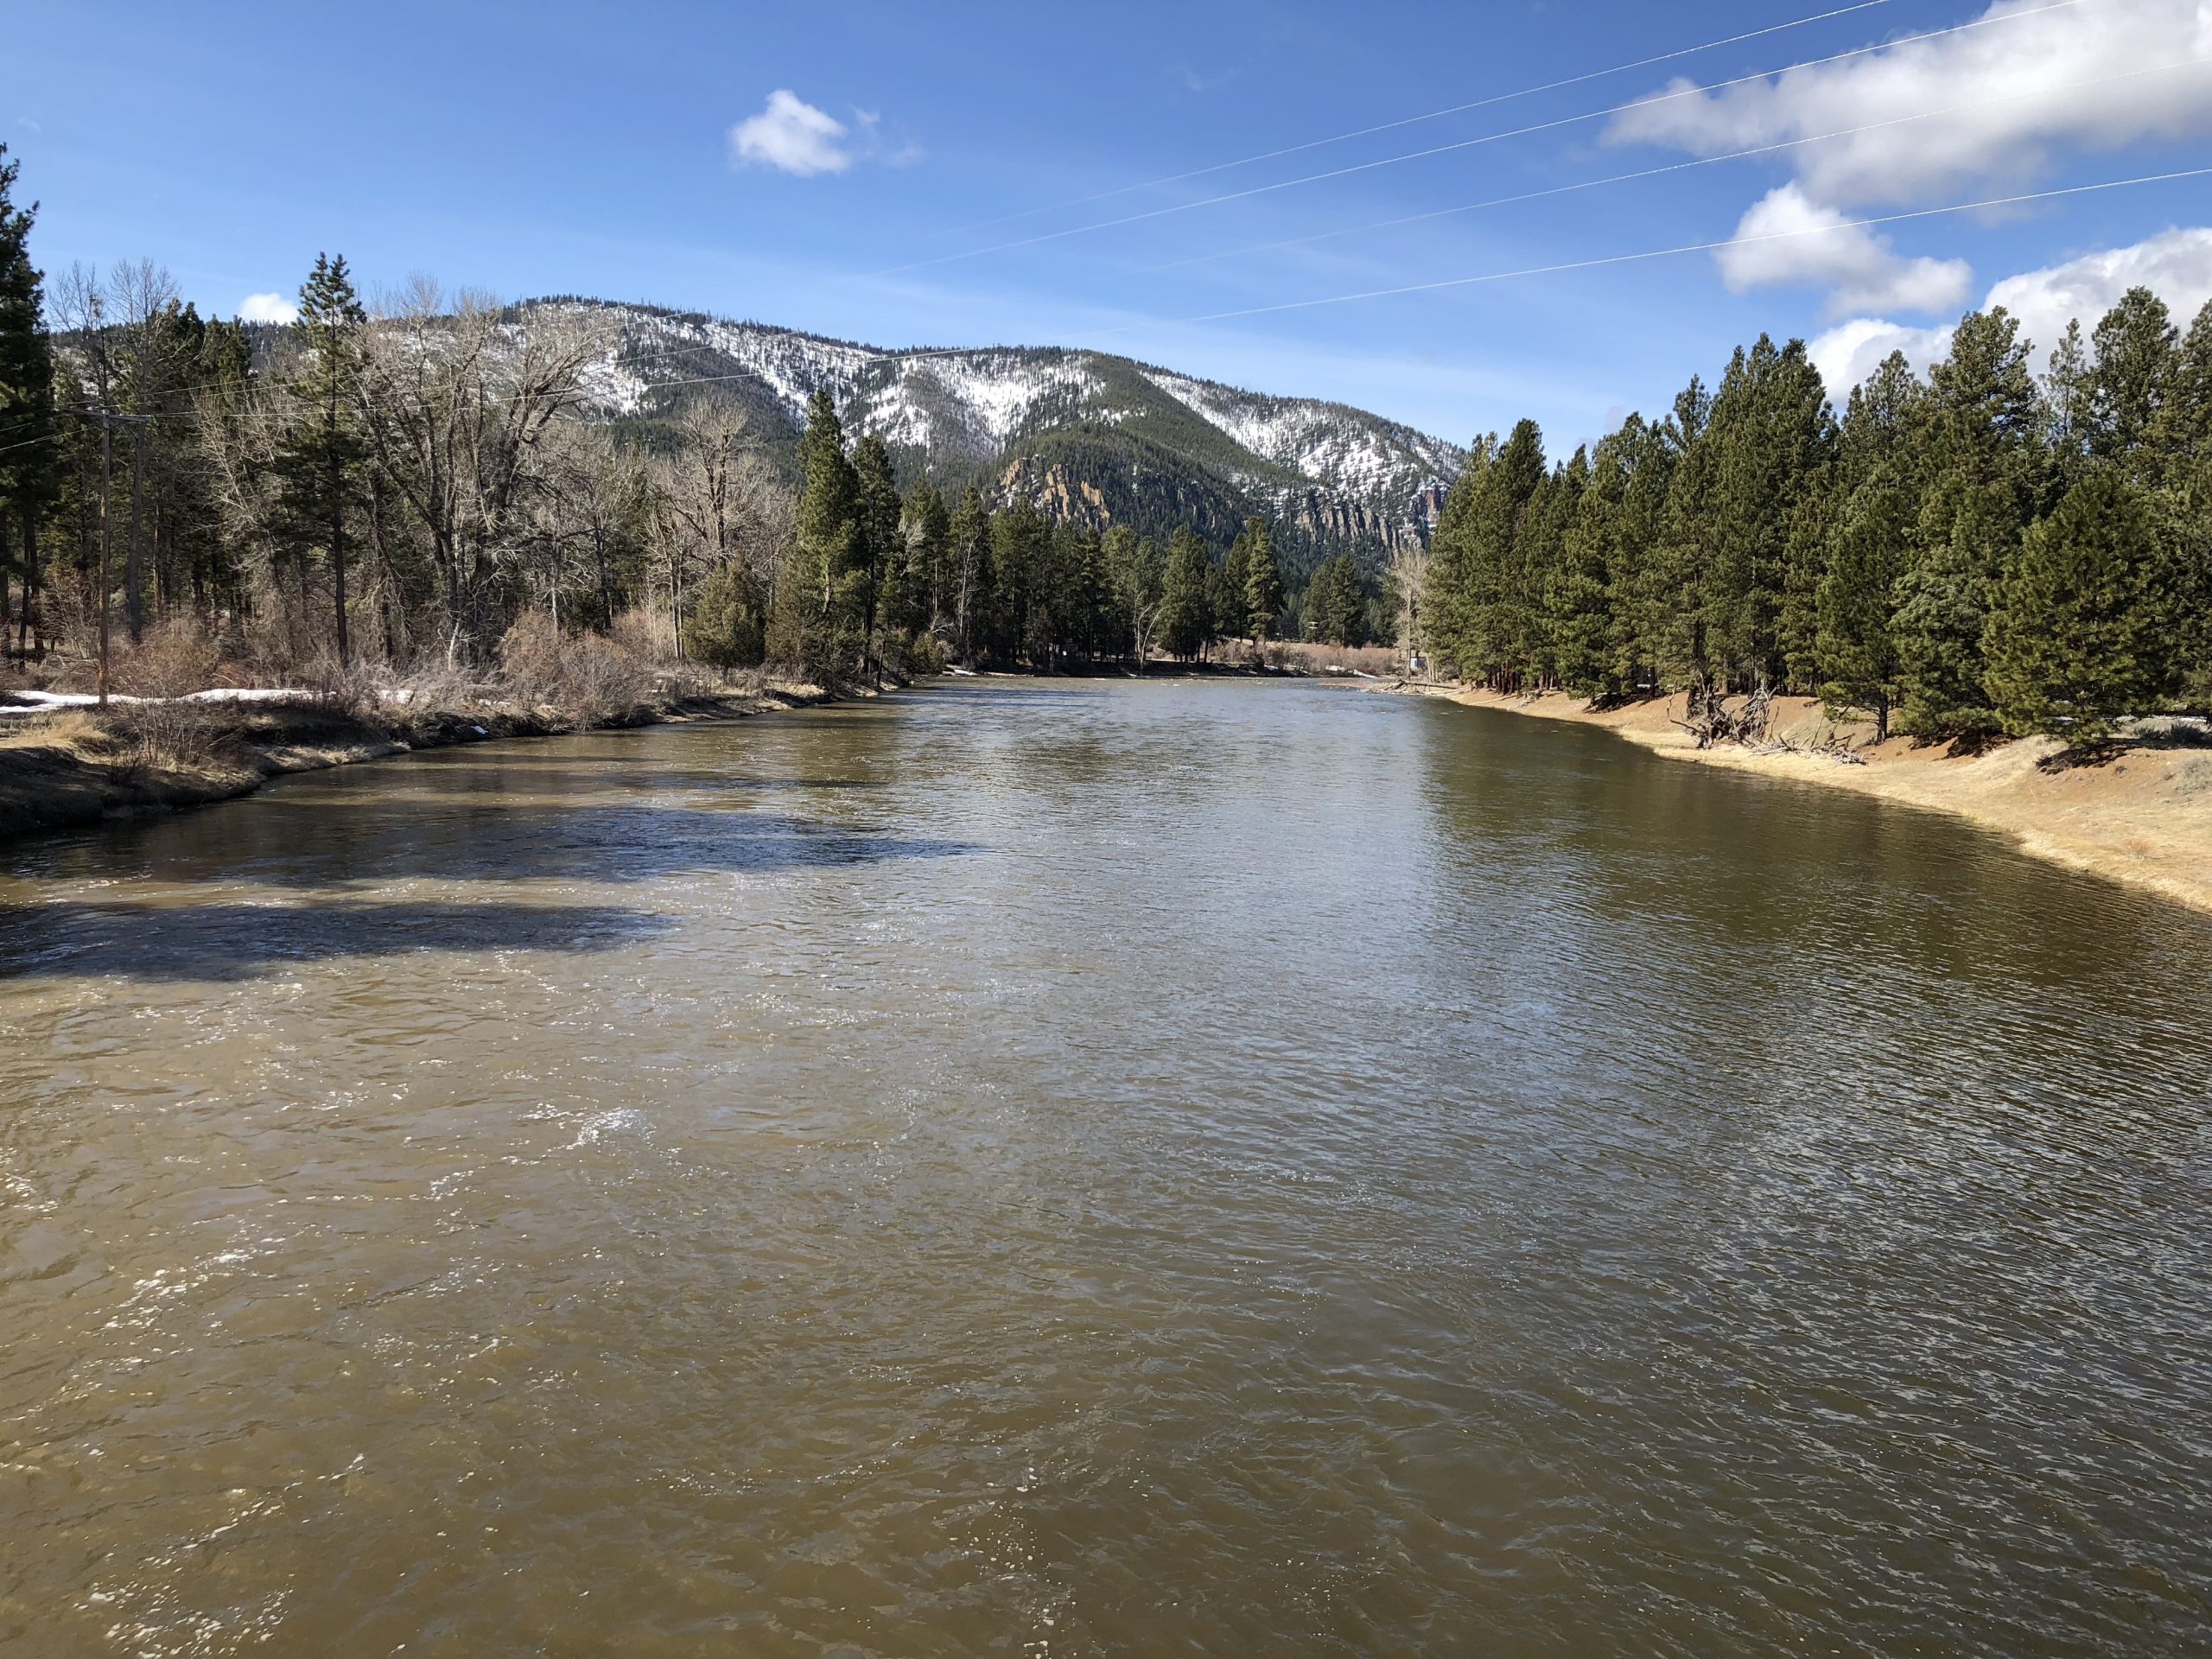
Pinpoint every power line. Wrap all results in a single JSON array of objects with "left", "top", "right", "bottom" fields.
[
  {"left": 926, "top": 0, "right": 1910, "bottom": 238},
  {"left": 864, "top": 0, "right": 2099, "bottom": 279},
  {"left": 1104, "top": 167, "right": 2212, "bottom": 331},
  {"left": 1141, "top": 54, "right": 2212, "bottom": 275}
]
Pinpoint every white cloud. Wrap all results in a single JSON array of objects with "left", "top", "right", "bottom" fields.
[
  {"left": 1986, "top": 223, "right": 2212, "bottom": 353},
  {"left": 728, "top": 90, "right": 854, "bottom": 177},
  {"left": 238, "top": 292, "right": 298, "bottom": 324},
  {"left": 1719, "top": 184, "right": 1974, "bottom": 315},
  {"left": 1606, "top": 0, "right": 2212, "bottom": 208},
  {"left": 1805, "top": 316, "right": 1955, "bottom": 395},
  {"left": 16, "top": 117, "right": 41, "bottom": 133},
  {"left": 1808, "top": 224, "right": 2212, "bottom": 392}
]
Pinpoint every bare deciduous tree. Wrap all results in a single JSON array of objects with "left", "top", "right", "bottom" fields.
[{"left": 353, "top": 281, "right": 610, "bottom": 665}]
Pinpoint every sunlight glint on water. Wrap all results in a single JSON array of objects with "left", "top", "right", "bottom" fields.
[{"left": 2, "top": 679, "right": 2209, "bottom": 1656}]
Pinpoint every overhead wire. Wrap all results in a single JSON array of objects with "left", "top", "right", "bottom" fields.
[
  {"left": 1141, "top": 54, "right": 2212, "bottom": 274},
  {"left": 863, "top": 0, "right": 2100, "bottom": 278},
  {"left": 1102, "top": 167, "right": 2212, "bottom": 331},
  {"left": 928, "top": 0, "right": 1912, "bottom": 237}
]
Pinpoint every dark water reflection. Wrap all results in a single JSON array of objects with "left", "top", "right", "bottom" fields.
[{"left": 1, "top": 680, "right": 2208, "bottom": 1656}]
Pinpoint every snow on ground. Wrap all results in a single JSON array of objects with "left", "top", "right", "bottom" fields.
[
  {"left": 912, "top": 353, "right": 1097, "bottom": 447},
  {"left": 0, "top": 688, "right": 312, "bottom": 716},
  {"left": 576, "top": 356, "right": 646, "bottom": 416},
  {"left": 1140, "top": 370, "right": 1451, "bottom": 498}
]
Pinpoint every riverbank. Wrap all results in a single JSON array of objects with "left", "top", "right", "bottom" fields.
[
  {"left": 1381, "top": 683, "right": 2212, "bottom": 916},
  {"left": 0, "top": 679, "right": 844, "bottom": 842},
  {"left": 0, "top": 657, "right": 1326, "bottom": 844}
]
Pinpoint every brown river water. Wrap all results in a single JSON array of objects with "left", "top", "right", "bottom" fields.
[{"left": 2, "top": 678, "right": 2209, "bottom": 1656}]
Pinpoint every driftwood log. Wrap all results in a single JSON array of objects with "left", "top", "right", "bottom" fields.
[{"left": 1672, "top": 678, "right": 1775, "bottom": 749}]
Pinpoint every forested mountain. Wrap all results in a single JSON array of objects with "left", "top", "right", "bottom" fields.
[
  {"left": 537, "top": 298, "right": 1461, "bottom": 575},
  {"left": 3, "top": 129, "right": 2201, "bottom": 741}
]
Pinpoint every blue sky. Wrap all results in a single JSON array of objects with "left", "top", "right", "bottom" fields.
[{"left": 6, "top": 0, "right": 2209, "bottom": 449}]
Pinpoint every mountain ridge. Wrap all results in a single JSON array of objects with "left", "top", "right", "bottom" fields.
[{"left": 530, "top": 296, "right": 1465, "bottom": 570}]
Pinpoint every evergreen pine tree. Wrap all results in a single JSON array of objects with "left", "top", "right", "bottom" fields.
[
  {"left": 1221, "top": 524, "right": 1253, "bottom": 640},
  {"left": 1816, "top": 479, "right": 1913, "bottom": 737},
  {"left": 1242, "top": 518, "right": 1283, "bottom": 644},
  {"left": 1704, "top": 335, "right": 1834, "bottom": 689},
  {"left": 1777, "top": 479, "right": 1837, "bottom": 695},
  {"left": 1422, "top": 433, "right": 1492, "bottom": 678},
  {"left": 2087, "top": 287, "right": 2178, "bottom": 480},
  {"left": 1552, "top": 439, "right": 1622, "bottom": 698},
  {"left": 2044, "top": 318, "right": 2094, "bottom": 490},
  {"left": 2157, "top": 301, "right": 2212, "bottom": 707},
  {"left": 947, "top": 484, "right": 992, "bottom": 664},
  {"left": 1605, "top": 413, "right": 1675, "bottom": 694},
  {"left": 1893, "top": 308, "right": 2044, "bottom": 740},
  {"left": 1986, "top": 468, "right": 2181, "bottom": 742},
  {"left": 904, "top": 479, "right": 951, "bottom": 636},
  {"left": 0, "top": 144, "right": 56, "bottom": 663},
  {"left": 681, "top": 557, "right": 766, "bottom": 671},
  {"left": 1646, "top": 378, "right": 1717, "bottom": 690},
  {"left": 851, "top": 433, "right": 899, "bottom": 679},
  {"left": 274, "top": 253, "right": 366, "bottom": 662},
  {"left": 987, "top": 499, "right": 1047, "bottom": 664},
  {"left": 1427, "top": 420, "right": 1544, "bottom": 685},
  {"left": 1159, "top": 526, "right": 1211, "bottom": 659},
  {"left": 770, "top": 390, "right": 862, "bottom": 678}
]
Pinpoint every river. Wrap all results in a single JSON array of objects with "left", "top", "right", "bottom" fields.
[{"left": 3, "top": 678, "right": 2209, "bottom": 1656}]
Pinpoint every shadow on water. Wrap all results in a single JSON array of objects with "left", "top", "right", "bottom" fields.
[
  {"left": 0, "top": 899, "right": 674, "bottom": 982},
  {"left": 35, "top": 803, "right": 977, "bottom": 889}
]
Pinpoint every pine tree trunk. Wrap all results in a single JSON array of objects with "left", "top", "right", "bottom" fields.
[
  {"left": 98, "top": 413, "right": 113, "bottom": 706},
  {"left": 15, "top": 509, "right": 35, "bottom": 663},
  {"left": 125, "top": 424, "right": 147, "bottom": 645},
  {"left": 330, "top": 454, "right": 350, "bottom": 664}
]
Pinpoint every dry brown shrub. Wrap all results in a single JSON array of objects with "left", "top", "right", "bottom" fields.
[
  {"left": 111, "top": 694, "right": 221, "bottom": 771},
  {"left": 499, "top": 612, "right": 651, "bottom": 722},
  {"left": 608, "top": 607, "right": 675, "bottom": 664},
  {"left": 116, "top": 617, "right": 223, "bottom": 699}
]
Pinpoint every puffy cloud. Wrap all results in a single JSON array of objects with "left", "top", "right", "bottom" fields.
[
  {"left": 1606, "top": 0, "right": 2212, "bottom": 208},
  {"left": 1805, "top": 316, "right": 1955, "bottom": 395},
  {"left": 1985, "top": 223, "right": 2212, "bottom": 353},
  {"left": 1808, "top": 224, "right": 2212, "bottom": 392},
  {"left": 1719, "top": 184, "right": 1974, "bottom": 315},
  {"left": 238, "top": 292, "right": 297, "bottom": 324},
  {"left": 728, "top": 90, "right": 853, "bottom": 177}
]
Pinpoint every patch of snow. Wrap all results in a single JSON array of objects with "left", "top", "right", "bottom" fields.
[{"left": 0, "top": 687, "right": 310, "bottom": 716}]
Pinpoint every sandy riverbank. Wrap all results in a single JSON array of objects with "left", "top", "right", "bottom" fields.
[
  {"left": 0, "top": 680, "right": 847, "bottom": 843},
  {"left": 1382, "top": 683, "right": 2212, "bottom": 917}
]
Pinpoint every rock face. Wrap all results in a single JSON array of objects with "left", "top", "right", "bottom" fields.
[{"left": 533, "top": 297, "right": 1465, "bottom": 570}]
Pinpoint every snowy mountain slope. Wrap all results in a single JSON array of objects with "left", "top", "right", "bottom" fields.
[{"left": 528, "top": 298, "right": 1466, "bottom": 563}]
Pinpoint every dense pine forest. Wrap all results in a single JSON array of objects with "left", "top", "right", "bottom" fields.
[
  {"left": 2, "top": 139, "right": 2204, "bottom": 745},
  {"left": 1416, "top": 301, "right": 2212, "bottom": 745}
]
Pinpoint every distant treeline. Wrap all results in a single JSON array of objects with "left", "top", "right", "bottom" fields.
[
  {"left": 0, "top": 146, "right": 1376, "bottom": 692},
  {"left": 1417, "top": 295, "right": 2212, "bottom": 743},
  {"left": 766, "top": 386, "right": 1376, "bottom": 680}
]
